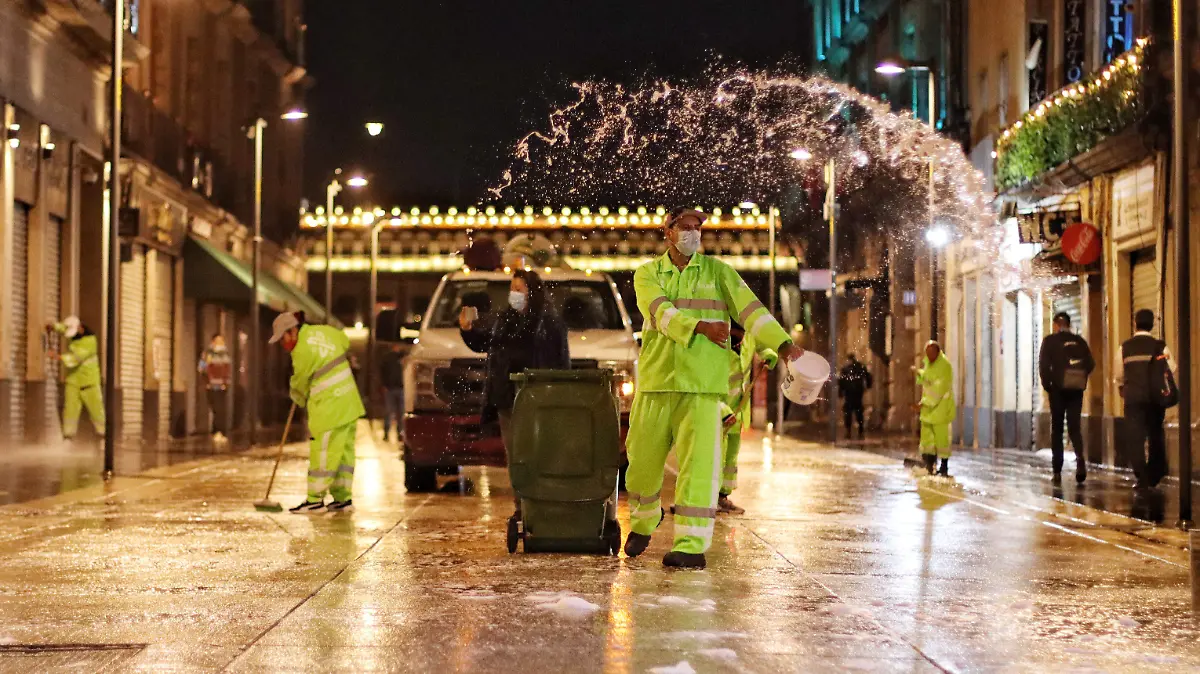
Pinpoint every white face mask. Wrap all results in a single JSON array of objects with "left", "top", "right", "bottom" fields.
[
  {"left": 674, "top": 229, "right": 702, "bottom": 256},
  {"left": 509, "top": 291, "right": 528, "bottom": 311}
]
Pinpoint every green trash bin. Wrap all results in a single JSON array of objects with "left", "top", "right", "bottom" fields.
[{"left": 506, "top": 369, "right": 622, "bottom": 555}]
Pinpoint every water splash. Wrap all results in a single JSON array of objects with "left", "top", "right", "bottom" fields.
[{"left": 491, "top": 61, "right": 1001, "bottom": 253}]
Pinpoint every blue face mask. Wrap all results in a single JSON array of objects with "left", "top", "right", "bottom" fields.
[{"left": 509, "top": 291, "right": 528, "bottom": 311}]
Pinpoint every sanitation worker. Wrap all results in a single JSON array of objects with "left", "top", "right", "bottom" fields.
[
  {"left": 716, "top": 327, "right": 778, "bottom": 516},
  {"left": 270, "top": 311, "right": 365, "bottom": 513},
  {"left": 48, "top": 316, "right": 105, "bottom": 439},
  {"left": 625, "top": 207, "right": 803, "bottom": 568},
  {"left": 915, "top": 340, "right": 956, "bottom": 476}
]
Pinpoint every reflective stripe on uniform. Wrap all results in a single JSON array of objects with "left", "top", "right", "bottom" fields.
[
  {"left": 729, "top": 372, "right": 742, "bottom": 385},
  {"left": 311, "top": 368, "right": 353, "bottom": 397},
  {"left": 659, "top": 307, "right": 680, "bottom": 331},
  {"left": 748, "top": 312, "right": 775, "bottom": 339},
  {"left": 675, "top": 524, "right": 714, "bottom": 540},
  {"left": 675, "top": 298, "right": 727, "bottom": 311},
  {"left": 648, "top": 296, "right": 668, "bottom": 329},
  {"left": 628, "top": 490, "right": 661, "bottom": 505},
  {"left": 674, "top": 506, "right": 716, "bottom": 518},
  {"left": 737, "top": 300, "right": 765, "bottom": 325},
  {"left": 308, "top": 469, "right": 336, "bottom": 478},
  {"left": 337, "top": 464, "right": 355, "bottom": 475},
  {"left": 312, "top": 353, "right": 349, "bottom": 380},
  {"left": 1123, "top": 355, "right": 1153, "bottom": 363}
]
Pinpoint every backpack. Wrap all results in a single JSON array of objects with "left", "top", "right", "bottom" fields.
[
  {"left": 1149, "top": 342, "right": 1179, "bottom": 409},
  {"left": 1059, "top": 335, "right": 1091, "bottom": 391}
]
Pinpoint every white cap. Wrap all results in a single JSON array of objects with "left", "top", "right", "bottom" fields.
[
  {"left": 63, "top": 316, "right": 81, "bottom": 339},
  {"left": 269, "top": 312, "right": 299, "bottom": 344}
]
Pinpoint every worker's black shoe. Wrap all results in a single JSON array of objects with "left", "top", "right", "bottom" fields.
[
  {"left": 663, "top": 551, "right": 707, "bottom": 569},
  {"left": 624, "top": 532, "right": 652, "bottom": 558},
  {"left": 937, "top": 459, "right": 950, "bottom": 477},
  {"left": 326, "top": 500, "right": 354, "bottom": 513},
  {"left": 1076, "top": 466, "right": 1087, "bottom": 485},
  {"left": 1051, "top": 471, "right": 1063, "bottom": 484},
  {"left": 921, "top": 453, "right": 937, "bottom": 475},
  {"left": 289, "top": 500, "right": 325, "bottom": 513},
  {"left": 623, "top": 508, "right": 664, "bottom": 558}
]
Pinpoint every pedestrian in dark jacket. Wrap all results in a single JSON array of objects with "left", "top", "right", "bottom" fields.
[
  {"left": 1038, "top": 311, "right": 1095, "bottom": 484},
  {"left": 459, "top": 269, "right": 570, "bottom": 515},
  {"left": 379, "top": 343, "right": 406, "bottom": 442},
  {"left": 838, "top": 354, "right": 872, "bottom": 437},
  {"left": 1117, "top": 309, "right": 1176, "bottom": 490}
]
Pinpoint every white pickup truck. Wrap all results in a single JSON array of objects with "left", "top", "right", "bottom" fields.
[{"left": 402, "top": 267, "right": 638, "bottom": 492}]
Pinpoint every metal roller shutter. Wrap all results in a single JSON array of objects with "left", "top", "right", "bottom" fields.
[
  {"left": 45, "top": 216, "right": 62, "bottom": 433},
  {"left": 153, "top": 255, "right": 173, "bottom": 439},
  {"left": 1052, "top": 287, "right": 1083, "bottom": 333},
  {"left": 9, "top": 203, "right": 29, "bottom": 442},
  {"left": 978, "top": 274, "right": 994, "bottom": 448},
  {"left": 120, "top": 245, "right": 146, "bottom": 440},
  {"left": 1130, "top": 249, "right": 1157, "bottom": 329}
]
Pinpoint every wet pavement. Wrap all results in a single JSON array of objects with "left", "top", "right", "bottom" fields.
[{"left": 1, "top": 425, "right": 1198, "bottom": 673}]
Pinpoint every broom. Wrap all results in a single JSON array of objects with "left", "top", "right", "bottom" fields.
[{"left": 254, "top": 403, "right": 297, "bottom": 512}]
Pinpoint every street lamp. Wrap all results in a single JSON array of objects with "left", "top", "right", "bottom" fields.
[
  {"left": 365, "top": 122, "right": 384, "bottom": 137},
  {"left": 102, "top": 0, "right": 126, "bottom": 476},
  {"left": 791, "top": 148, "right": 840, "bottom": 443},
  {"left": 325, "top": 172, "right": 368, "bottom": 320},
  {"left": 878, "top": 58, "right": 940, "bottom": 340},
  {"left": 246, "top": 110, "right": 306, "bottom": 447}
]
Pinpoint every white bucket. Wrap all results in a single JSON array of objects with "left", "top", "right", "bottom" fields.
[{"left": 780, "top": 352, "right": 831, "bottom": 405}]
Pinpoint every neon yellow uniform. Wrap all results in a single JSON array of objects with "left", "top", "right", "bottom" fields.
[
  {"left": 290, "top": 324, "right": 366, "bottom": 502},
  {"left": 916, "top": 353, "right": 956, "bottom": 458},
  {"left": 54, "top": 323, "right": 105, "bottom": 438},
  {"left": 721, "top": 333, "right": 778, "bottom": 495},
  {"left": 629, "top": 252, "right": 791, "bottom": 554}
]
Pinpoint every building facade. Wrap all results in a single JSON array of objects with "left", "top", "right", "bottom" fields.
[
  {"left": 948, "top": 0, "right": 1195, "bottom": 475},
  {"left": 808, "top": 0, "right": 969, "bottom": 433},
  {"left": 0, "top": 0, "right": 314, "bottom": 450}
]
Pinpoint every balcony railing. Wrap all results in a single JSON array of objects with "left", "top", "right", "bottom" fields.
[
  {"left": 122, "top": 86, "right": 244, "bottom": 221},
  {"left": 994, "top": 38, "right": 1149, "bottom": 191}
]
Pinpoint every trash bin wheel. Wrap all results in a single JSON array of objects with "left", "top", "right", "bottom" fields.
[
  {"left": 506, "top": 516, "right": 520, "bottom": 554},
  {"left": 603, "top": 519, "right": 622, "bottom": 557}
]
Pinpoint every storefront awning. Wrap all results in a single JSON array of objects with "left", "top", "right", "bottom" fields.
[{"left": 184, "top": 237, "right": 338, "bottom": 326}]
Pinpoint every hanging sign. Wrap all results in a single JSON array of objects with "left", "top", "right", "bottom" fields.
[
  {"left": 1028, "top": 22, "right": 1049, "bottom": 105},
  {"left": 1061, "top": 222, "right": 1101, "bottom": 265},
  {"left": 1063, "top": 0, "right": 1087, "bottom": 83}
]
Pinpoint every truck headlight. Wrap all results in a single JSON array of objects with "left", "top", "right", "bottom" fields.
[
  {"left": 603, "top": 360, "right": 637, "bottom": 412},
  {"left": 406, "top": 358, "right": 451, "bottom": 411}
]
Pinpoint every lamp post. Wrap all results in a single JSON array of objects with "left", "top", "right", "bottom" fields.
[
  {"left": 925, "top": 225, "right": 951, "bottom": 337},
  {"left": 877, "top": 58, "right": 939, "bottom": 340},
  {"left": 324, "top": 173, "right": 368, "bottom": 321},
  {"left": 247, "top": 109, "right": 306, "bottom": 447},
  {"left": 102, "top": 0, "right": 125, "bottom": 477},
  {"left": 1172, "top": 0, "right": 1192, "bottom": 528}
]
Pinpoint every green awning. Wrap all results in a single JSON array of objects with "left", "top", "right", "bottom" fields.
[{"left": 184, "top": 237, "right": 338, "bottom": 326}]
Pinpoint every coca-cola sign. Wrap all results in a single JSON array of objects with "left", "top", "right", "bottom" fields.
[{"left": 1061, "top": 222, "right": 1101, "bottom": 265}]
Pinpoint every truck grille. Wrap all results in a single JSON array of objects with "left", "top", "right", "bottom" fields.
[{"left": 434, "top": 359, "right": 487, "bottom": 412}]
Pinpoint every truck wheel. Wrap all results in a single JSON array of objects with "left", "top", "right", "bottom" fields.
[{"left": 404, "top": 459, "right": 438, "bottom": 493}]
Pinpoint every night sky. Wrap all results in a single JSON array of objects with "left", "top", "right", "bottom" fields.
[{"left": 303, "top": 1, "right": 812, "bottom": 210}]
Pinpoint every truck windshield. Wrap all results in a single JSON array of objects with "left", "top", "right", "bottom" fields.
[{"left": 429, "top": 279, "right": 625, "bottom": 330}]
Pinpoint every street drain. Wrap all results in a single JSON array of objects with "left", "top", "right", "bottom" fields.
[{"left": 0, "top": 644, "right": 145, "bottom": 672}]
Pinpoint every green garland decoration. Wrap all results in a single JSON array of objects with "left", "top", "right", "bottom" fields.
[{"left": 995, "top": 39, "right": 1148, "bottom": 191}]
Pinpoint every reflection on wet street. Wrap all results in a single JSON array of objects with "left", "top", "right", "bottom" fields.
[{"left": 0, "top": 424, "right": 1197, "bottom": 672}]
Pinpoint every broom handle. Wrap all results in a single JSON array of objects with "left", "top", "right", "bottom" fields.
[{"left": 263, "top": 404, "right": 297, "bottom": 500}]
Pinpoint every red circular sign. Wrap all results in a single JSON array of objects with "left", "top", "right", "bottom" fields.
[{"left": 1061, "top": 222, "right": 1101, "bottom": 266}]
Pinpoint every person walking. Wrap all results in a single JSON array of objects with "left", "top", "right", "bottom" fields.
[
  {"left": 716, "top": 327, "right": 778, "bottom": 516},
  {"left": 838, "top": 354, "right": 873, "bottom": 438},
  {"left": 198, "top": 334, "right": 233, "bottom": 444},
  {"left": 270, "top": 311, "right": 365, "bottom": 513},
  {"left": 379, "top": 342, "right": 406, "bottom": 442},
  {"left": 1038, "top": 312, "right": 1095, "bottom": 484},
  {"left": 48, "top": 317, "right": 104, "bottom": 439},
  {"left": 1116, "top": 309, "right": 1175, "bottom": 490},
  {"left": 916, "top": 340, "right": 955, "bottom": 476},
  {"left": 625, "top": 207, "right": 803, "bottom": 569},
  {"left": 459, "top": 269, "right": 570, "bottom": 520}
]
